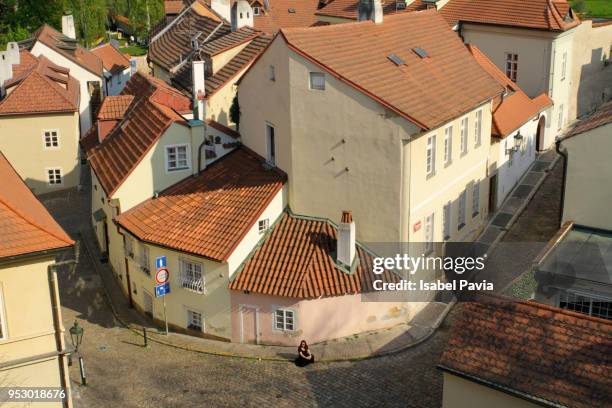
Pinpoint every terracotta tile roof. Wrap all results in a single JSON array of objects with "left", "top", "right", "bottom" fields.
[
  {"left": 11, "top": 50, "right": 39, "bottom": 77},
  {"left": 115, "top": 148, "right": 287, "bottom": 261},
  {"left": 440, "top": 0, "right": 580, "bottom": 31},
  {"left": 80, "top": 125, "right": 100, "bottom": 154},
  {"left": 199, "top": 26, "right": 260, "bottom": 56},
  {"left": 229, "top": 212, "right": 398, "bottom": 298},
  {"left": 91, "top": 43, "right": 131, "bottom": 74},
  {"left": 31, "top": 25, "right": 103, "bottom": 77},
  {"left": 316, "top": 0, "right": 426, "bottom": 20},
  {"left": 97, "top": 95, "right": 135, "bottom": 120},
  {"left": 563, "top": 100, "right": 612, "bottom": 140},
  {"left": 149, "top": 1, "right": 231, "bottom": 70},
  {"left": 439, "top": 295, "right": 612, "bottom": 408},
  {"left": 0, "top": 152, "right": 73, "bottom": 259},
  {"left": 86, "top": 72, "right": 192, "bottom": 196},
  {"left": 205, "top": 119, "right": 241, "bottom": 138},
  {"left": 0, "top": 54, "right": 79, "bottom": 116},
  {"left": 165, "top": 0, "right": 192, "bottom": 14},
  {"left": 467, "top": 45, "right": 552, "bottom": 138},
  {"left": 280, "top": 10, "right": 503, "bottom": 130},
  {"left": 253, "top": 0, "right": 322, "bottom": 33}
]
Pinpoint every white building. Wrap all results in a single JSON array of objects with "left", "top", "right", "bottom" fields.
[{"left": 91, "top": 43, "right": 133, "bottom": 96}]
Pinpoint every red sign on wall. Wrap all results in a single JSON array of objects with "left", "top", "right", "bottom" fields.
[{"left": 413, "top": 221, "right": 422, "bottom": 233}]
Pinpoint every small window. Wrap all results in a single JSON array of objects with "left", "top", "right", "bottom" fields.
[
  {"left": 424, "top": 212, "right": 434, "bottom": 254},
  {"left": 240, "top": 12, "right": 243, "bottom": 18},
  {"left": 266, "top": 124, "right": 275, "bottom": 165},
  {"left": 444, "top": 126, "right": 453, "bottom": 165},
  {"left": 505, "top": 53, "right": 518, "bottom": 82},
  {"left": 140, "top": 243, "right": 150, "bottom": 274},
  {"left": 43, "top": 130, "right": 60, "bottom": 148},
  {"left": 458, "top": 189, "right": 467, "bottom": 230},
  {"left": 166, "top": 144, "right": 190, "bottom": 171},
  {"left": 474, "top": 110, "right": 482, "bottom": 147},
  {"left": 269, "top": 65, "right": 275, "bottom": 81},
  {"left": 273, "top": 308, "right": 295, "bottom": 331},
  {"left": 254, "top": 7, "right": 261, "bottom": 15},
  {"left": 559, "top": 291, "right": 611, "bottom": 320},
  {"left": 181, "top": 260, "right": 204, "bottom": 293},
  {"left": 309, "top": 72, "right": 325, "bottom": 90},
  {"left": 0, "top": 287, "right": 6, "bottom": 340},
  {"left": 561, "top": 52, "right": 567, "bottom": 80},
  {"left": 47, "top": 168, "right": 62, "bottom": 185},
  {"left": 426, "top": 134, "right": 436, "bottom": 177},
  {"left": 443, "top": 202, "right": 451, "bottom": 241},
  {"left": 187, "top": 309, "right": 203, "bottom": 331},
  {"left": 258, "top": 218, "right": 269, "bottom": 234},
  {"left": 460, "top": 117, "right": 468, "bottom": 154},
  {"left": 472, "top": 181, "right": 480, "bottom": 217}
]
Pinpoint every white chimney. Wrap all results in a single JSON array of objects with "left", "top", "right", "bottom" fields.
[
  {"left": 7, "top": 42, "right": 19, "bottom": 66},
  {"left": 62, "top": 15, "right": 76, "bottom": 39},
  {"left": 0, "top": 51, "right": 13, "bottom": 87},
  {"left": 232, "top": 0, "right": 254, "bottom": 31},
  {"left": 337, "top": 211, "right": 356, "bottom": 268},
  {"left": 192, "top": 60, "right": 206, "bottom": 121},
  {"left": 211, "top": 0, "right": 231, "bottom": 22},
  {"left": 358, "top": 0, "right": 383, "bottom": 23}
]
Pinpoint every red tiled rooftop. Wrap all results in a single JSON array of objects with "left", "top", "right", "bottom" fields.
[
  {"left": 0, "top": 152, "right": 74, "bottom": 259},
  {"left": 562, "top": 100, "right": 612, "bottom": 140},
  {"left": 280, "top": 10, "right": 503, "bottom": 130},
  {"left": 439, "top": 295, "right": 612, "bottom": 408},
  {"left": 230, "top": 212, "right": 398, "bottom": 298},
  {"left": 97, "top": 95, "right": 135, "bottom": 120},
  {"left": 253, "top": 0, "right": 322, "bottom": 33},
  {"left": 115, "top": 148, "right": 287, "bottom": 262},
  {"left": 316, "top": 0, "right": 426, "bottom": 20},
  {"left": 91, "top": 43, "right": 131, "bottom": 74}
]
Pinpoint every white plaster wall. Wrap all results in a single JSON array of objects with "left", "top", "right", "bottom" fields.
[{"left": 105, "top": 67, "right": 132, "bottom": 96}]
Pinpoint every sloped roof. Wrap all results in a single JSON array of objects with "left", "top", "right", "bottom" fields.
[
  {"left": 199, "top": 26, "right": 260, "bottom": 56},
  {"left": 562, "top": 100, "right": 612, "bottom": 140},
  {"left": 165, "top": 0, "right": 193, "bottom": 14},
  {"left": 253, "top": 0, "right": 322, "bottom": 33},
  {"left": 31, "top": 25, "right": 104, "bottom": 77},
  {"left": 229, "top": 211, "right": 398, "bottom": 298},
  {"left": 86, "top": 72, "right": 191, "bottom": 196},
  {"left": 0, "top": 152, "right": 74, "bottom": 259},
  {"left": 0, "top": 53, "right": 79, "bottom": 116},
  {"left": 91, "top": 43, "right": 131, "bottom": 74},
  {"left": 440, "top": 0, "right": 580, "bottom": 31},
  {"left": 97, "top": 95, "right": 135, "bottom": 120},
  {"left": 467, "top": 45, "right": 552, "bottom": 138},
  {"left": 316, "top": 0, "right": 426, "bottom": 20},
  {"left": 280, "top": 10, "right": 503, "bottom": 130},
  {"left": 115, "top": 148, "right": 287, "bottom": 262},
  {"left": 439, "top": 295, "right": 612, "bottom": 408}
]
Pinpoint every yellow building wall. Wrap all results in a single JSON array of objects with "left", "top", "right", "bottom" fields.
[
  {"left": 206, "top": 78, "right": 240, "bottom": 128},
  {"left": 0, "top": 112, "right": 80, "bottom": 195},
  {"left": 211, "top": 42, "right": 251, "bottom": 75}
]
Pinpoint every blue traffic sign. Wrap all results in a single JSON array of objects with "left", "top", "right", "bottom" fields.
[
  {"left": 155, "top": 282, "right": 170, "bottom": 297},
  {"left": 155, "top": 256, "right": 167, "bottom": 270}
]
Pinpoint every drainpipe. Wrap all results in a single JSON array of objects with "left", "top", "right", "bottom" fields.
[
  {"left": 48, "top": 258, "right": 77, "bottom": 408},
  {"left": 555, "top": 138, "right": 568, "bottom": 228}
]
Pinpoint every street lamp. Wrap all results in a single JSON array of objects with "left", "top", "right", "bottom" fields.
[{"left": 69, "top": 320, "right": 84, "bottom": 353}]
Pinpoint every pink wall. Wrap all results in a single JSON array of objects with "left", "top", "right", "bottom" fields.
[{"left": 230, "top": 290, "right": 412, "bottom": 346}]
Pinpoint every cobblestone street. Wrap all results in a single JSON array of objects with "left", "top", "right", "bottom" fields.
[{"left": 41, "top": 156, "right": 563, "bottom": 408}]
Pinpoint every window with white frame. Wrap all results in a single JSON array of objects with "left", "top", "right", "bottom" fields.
[
  {"left": 458, "top": 189, "right": 467, "bottom": 229},
  {"left": 424, "top": 212, "right": 434, "bottom": 254},
  {"left": 253, "top": 6, "right": 261, "bottom": 15},
  {"left": 43, "top": 130, "right": 59, "bottom": 148},
  {"left": 426, "top": 134, "right": 436, "bottom": 176},
  {"left": 505, "top": 53, "right": 518, "bottom": 82},
  {"left": 47, "top": 168, "right": 62, "bottom": 185},
  {"left": 165, "top": 144, "right": 190, "bottom": 171},
  {"left": 558, "top": 104, "right": 564, "bottom": 130},
  {"left": 444, "top": 126, "right": 453, "bottom": 165},
  {"left": 124, "top": 236, "right": 134, "bottom": 259},
  {"left": 443, "top": 202, "right": 451, "bottom": 240},
  {"left": 0, "top": 287, "right": 6, "bottom": 340},
  {"left": 460, "top": 117, "right": 468, "bottom": 154},
  {"left": 181, "top": 259, "right": 204, "bottom": 293},
  {"left": 558, "top": 291, "right": 611, "bottom": 320},
  {"left": 472, "top": 181, "right": 480, "bottom": 217},
  {"left": 474, "top": 110, "right": 482, "bottom": 147},
  {"left": 269, "top": 65, "right": 275, "bottom": 81},
  {"left": 561, "top": 52, "right": 567, "bottom": 80},
  {"left": 187, "top": 309, "right": 204, "bottom": 331},
  {"left": 309, "top": 72, "right": 325, "bottom": 90},
  {"left": 273, "top": 308, "right": 295, "bottom": 331},
  {"left": 258, "top": 218, "right": 269, "bottom": 234},
  {"left": 140, "top": 243, "right": 150, "bottom": 274}
]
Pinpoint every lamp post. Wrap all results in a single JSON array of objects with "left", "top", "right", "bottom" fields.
[{"left": 68, "top": 321, "right": 87, "bottom": 386}]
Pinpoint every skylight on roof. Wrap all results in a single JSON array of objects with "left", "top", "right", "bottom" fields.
[
  {"left": 413, "top": 47, "right": 428, "bottom": 59},
  {"left": 388, "top": 54, "right": 405, "bottom": 66},
  {"left": 288, "top": 7, "right": 296, "bottom": 13}
]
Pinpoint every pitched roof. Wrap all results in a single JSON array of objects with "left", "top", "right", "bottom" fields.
[
  {"left": 97, "top": 95, "right": 135, "bottom": 120},
  {"left": 439, "top": 295, "right": 612, "bottom": 408},
  {"left": 280, "top": 10, "right": 503, "bottom": 130},
  {"left": 253, "top": 0, "right": 322, "bottom": 33},
  {"left": 316, "top": 0, "right": 426, "bottom": 20},
  {"left": 31, "top": 25, "right": 104, "bottom": 77},
  {"left": 199, "top": 26, "right": 261, "bottom": 56},
  {"left": 86, "top": 72, "right": 191, "bottom": 196},
  {"left": 165, "top": 0, "right": 192, "bottom": 14},
  {"left": 440, "top": 0, "right": 580, "bottom": 32},
  {"left": 467, "top": 45, "right": 552, "bottom": 138},
  {"left": 91, "top": 43, "right": 131, "bottom": 74},
  {"left": 149, "top": 0, "right": 231, "bottom": 70},
  {"left": 0, "top": 152, "right": 73, "bottom": 259},
  {"left": 0, "top": 53, "right": 79, "bottom": 116},
  {"left": 562, "top": 100, "right": 612, "bottom": 140},
  {"left": 115, "top": 148, "right": 287, "bottom": 262},
  {"left": 229, "top": 212, "right": 398, "bottom": 298}
]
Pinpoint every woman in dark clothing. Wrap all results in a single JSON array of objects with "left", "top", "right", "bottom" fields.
[{"left": 295, "top": 340, "right": 315, "bottom": 367}]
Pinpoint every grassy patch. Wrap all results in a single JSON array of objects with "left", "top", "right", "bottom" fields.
[
  {"left": 505, "top": 268, "right": 537, "bottom": 300},
  {"left": 120, "top": 44, "right": 147, "bottom": 56},
  {"left": 571, "top": 0, "right": 612, "bottom": 17}
]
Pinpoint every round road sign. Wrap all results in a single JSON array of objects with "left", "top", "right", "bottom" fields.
[{"left": 155, "top": 268, "right": 169, "bottom": 284}]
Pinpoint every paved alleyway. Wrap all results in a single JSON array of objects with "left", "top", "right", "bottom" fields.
[{"left": 40, "top": 155, "right": 563, "bottom": 408}]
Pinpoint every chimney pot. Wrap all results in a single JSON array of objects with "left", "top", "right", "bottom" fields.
[{"left": 337, "top": 211, "right": 356, "bottom": 268}]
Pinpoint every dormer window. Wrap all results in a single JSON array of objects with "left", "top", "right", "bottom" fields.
[{"left": 254, "top": 7, "right": 261, "bottom": 15}]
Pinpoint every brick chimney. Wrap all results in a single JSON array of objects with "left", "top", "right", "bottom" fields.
[
  {"left": 358, "top": 0, "right": 383, "bottom": 23},
  {"left": 337, "top": 210, "right": 356, "bottom": 268},
  {"left": 211, "top": 0, "right": 232, "bottom": 22},
  {"left": 62, "top": 15, "right": 76, "bottom": 39},
  {"left": 231, "top": 0, "right": 254, "bottom": 31},
  {"left": 192, "top": 60, "right": 206, "bottom": 121}
]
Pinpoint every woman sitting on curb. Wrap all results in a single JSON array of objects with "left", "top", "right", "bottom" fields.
[{"left": 295, "top": 340, "right": 315, "bottom": 367}]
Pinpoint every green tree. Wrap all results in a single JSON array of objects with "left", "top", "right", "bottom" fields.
[{"left": 64, "top": 0, "right": 108, "bottom": 47}]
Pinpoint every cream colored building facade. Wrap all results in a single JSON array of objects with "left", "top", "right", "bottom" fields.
[
  {"left": 238, "top": 35, "right": 494, "bottom": 245},
  {"left": 0, "top": 112, "right": 81, "bottom": 195}
]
